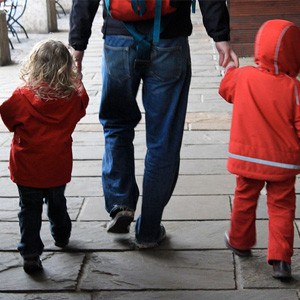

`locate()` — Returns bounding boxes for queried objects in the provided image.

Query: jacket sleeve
[294,81,300,139]
[78,82,89,109]
[69,0,100,51]
[0,89,25,132]
[198,0,230,42]
[218,68,237,104]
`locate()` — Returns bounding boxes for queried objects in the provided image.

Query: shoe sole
[224,232,252,257]
[107,214,134,234]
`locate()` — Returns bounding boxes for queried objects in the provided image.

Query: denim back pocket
[149,45,182,82]
[104,44,131,83]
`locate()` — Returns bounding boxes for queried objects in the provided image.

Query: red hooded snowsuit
[219,19,300,264]
[0,84,89,188]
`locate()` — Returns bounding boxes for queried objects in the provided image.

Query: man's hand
[215,41,239,68]
[73,50,84,79]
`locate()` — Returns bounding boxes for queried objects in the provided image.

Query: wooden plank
[230,0,298,2]
[228,0,300,56]
[231,30,258,44]
[230,15,300,30]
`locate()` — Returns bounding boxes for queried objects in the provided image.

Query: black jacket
[69,0,230,51]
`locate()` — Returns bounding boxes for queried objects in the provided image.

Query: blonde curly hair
[20,39,78,101]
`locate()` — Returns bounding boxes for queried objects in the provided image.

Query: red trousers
[229,175,296,264]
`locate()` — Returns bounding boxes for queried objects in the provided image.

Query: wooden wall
[228,0,300,57]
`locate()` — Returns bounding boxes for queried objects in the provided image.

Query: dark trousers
[17,185,72,259]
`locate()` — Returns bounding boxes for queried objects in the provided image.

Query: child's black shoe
[224,232,252,257]
[272,260,292,280]
[54,238,69,248]
[23,256,43,274]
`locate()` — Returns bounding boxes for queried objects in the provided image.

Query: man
[69,0,239,248]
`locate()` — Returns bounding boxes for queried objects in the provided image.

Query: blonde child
[0,40,89,274]
[219,20,300,280]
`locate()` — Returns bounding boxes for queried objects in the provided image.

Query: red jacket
[0,85,89,188]
[219,20,300,181]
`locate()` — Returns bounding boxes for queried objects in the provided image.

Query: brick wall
[228,0,300,57]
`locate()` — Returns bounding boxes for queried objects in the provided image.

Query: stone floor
[0,7,299,300]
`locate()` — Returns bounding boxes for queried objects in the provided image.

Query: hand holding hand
[215,41,239,68]
[73,50,84,80]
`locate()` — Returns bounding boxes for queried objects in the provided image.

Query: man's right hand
[73,50,84,79]
[215,41,239,68]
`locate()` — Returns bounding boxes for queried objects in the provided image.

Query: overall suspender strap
[153,0,162,44]
[105,0,172,70]
[131,0,147,16]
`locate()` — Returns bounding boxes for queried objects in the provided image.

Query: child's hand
[223,61,237,75]
[215,41,239,68]
[226,61,236,70]
[72,50,84,80]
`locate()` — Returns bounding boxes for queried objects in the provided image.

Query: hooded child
[219,19,300,280]
[0,40,89,274]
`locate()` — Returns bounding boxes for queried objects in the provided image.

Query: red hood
[20,87,77,124]
[254,19,300,77]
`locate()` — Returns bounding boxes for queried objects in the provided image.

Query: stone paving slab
[4,174,300,199]
[0,174,237,197]
[79,251,235,290]
[0,290,298,300]
[174,174,235,195]
[192,68,221,77]
[187,98,232,112]
[69,130,231,146]
[0,143,228,160]
[190,80,221,89]
[92,290,299,300]
[0,221,230,251]
[0,294,91,300]
[0,158,228,177]
[238,250,300,289]
[0,197,84,221]
[77,195,300,221]
[0,130,231,151]
[185,112,231,129]
[7,192,300,223]
[2,220,299,252]
[78,195,231,221]
[74,158,229,177]
[0,252,84,291]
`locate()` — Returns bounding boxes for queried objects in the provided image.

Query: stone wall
[0,10,11,66]
[21,0,57,33]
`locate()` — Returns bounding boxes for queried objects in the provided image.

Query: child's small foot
[224,232,252,257]
[54,238,69,248]
[23,256,43,274]
[272,260,292,280]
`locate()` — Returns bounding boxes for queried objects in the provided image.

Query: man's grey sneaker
[135,225,166,249]
[224,232,252,257]
[23,256,43,274]
[107,209,134,233]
